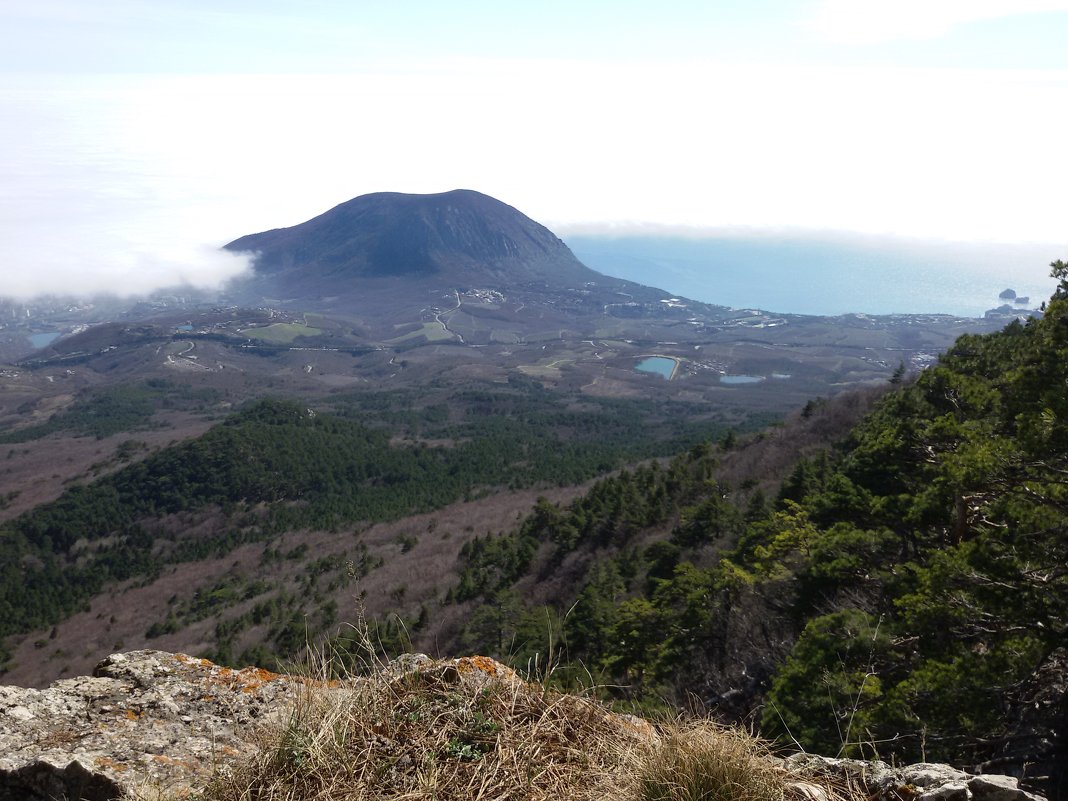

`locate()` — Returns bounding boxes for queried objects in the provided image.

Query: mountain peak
[224,189,597,290]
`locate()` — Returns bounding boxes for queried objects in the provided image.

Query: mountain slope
[445,262,1068,798]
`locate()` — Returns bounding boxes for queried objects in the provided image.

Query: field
[386,322,455,344]
[241,323,324,343]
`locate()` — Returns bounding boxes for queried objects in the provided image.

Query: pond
[719,374,765,385]
[635,356,678,380]
[27,332,61,349]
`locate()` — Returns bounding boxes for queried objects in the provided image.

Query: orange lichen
[94,756,129,772]
[175,651,346,691]
[235,667,282,693]
[174,653,220,671]
[151,754,198,771]
[456,655,514,678]
[124,709,143,721]
[177,651,340,692]
[196,663,285,694]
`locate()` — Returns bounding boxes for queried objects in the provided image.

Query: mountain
[8,188,1005,408]
[224,189,605,298]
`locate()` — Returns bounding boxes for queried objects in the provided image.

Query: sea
[565,234,1061,318]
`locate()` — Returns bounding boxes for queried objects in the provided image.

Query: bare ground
[2,483,591,688]
[0,411,217,522]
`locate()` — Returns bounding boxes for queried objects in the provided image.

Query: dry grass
[183,652,857,801]
[176,621,850,801]
[635,722,788,801]
[196,655,639,801]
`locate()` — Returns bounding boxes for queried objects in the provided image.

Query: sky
[1,0,1066,300]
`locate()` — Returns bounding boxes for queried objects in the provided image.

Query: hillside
[0,379,767,686]
[443,261,1068,798]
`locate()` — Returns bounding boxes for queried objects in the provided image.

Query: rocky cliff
[0,651,1048,801]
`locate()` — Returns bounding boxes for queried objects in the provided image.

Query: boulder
[781,755,1047,801]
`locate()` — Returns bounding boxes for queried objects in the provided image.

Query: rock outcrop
[0,650,302,799]
[783,754,1046,801]
[0,651,1050,801]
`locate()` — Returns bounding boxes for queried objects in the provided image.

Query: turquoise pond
[27,332,61,349]
[635,356,677,379]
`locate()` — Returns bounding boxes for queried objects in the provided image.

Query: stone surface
[918,782,970,801]
[0,650,303,800]
[968,774,1043,801]
[906,766,971,788]
[781,754,1048,801]
[790,780,831,801]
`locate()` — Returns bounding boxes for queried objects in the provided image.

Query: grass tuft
[635,721,789,801]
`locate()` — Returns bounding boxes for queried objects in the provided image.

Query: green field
[385,322,454,344]
[241,323,324,344]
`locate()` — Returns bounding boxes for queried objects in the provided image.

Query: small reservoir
[636,356,678,380]
[27,332,61,349]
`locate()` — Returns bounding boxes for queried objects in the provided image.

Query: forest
[447,262,1068,795]
[0,378,759,658]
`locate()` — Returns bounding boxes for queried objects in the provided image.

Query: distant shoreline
[568,235,1058,319]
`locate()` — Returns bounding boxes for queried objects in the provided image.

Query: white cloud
[1,60,1066,300]
[0,77,255,300]
[806,0,1068,44]
[1,241,253,301]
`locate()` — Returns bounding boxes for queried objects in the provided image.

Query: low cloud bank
[555,222,1067,251]
[1,243,253,302]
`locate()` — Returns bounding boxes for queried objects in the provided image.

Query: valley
[3,282,1005,418]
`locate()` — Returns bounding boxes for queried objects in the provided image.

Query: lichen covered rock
[0,650,302,799]
[782,754,1046,801]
